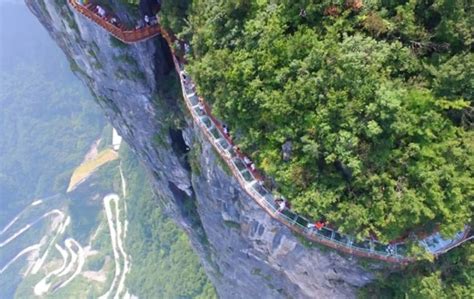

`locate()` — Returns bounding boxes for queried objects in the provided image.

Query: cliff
[25,1,375,297]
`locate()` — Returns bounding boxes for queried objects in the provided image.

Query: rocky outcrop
[25,1,375,297]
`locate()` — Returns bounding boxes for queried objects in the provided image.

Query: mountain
[23,1,374,298]
[0,2,213,298]
[23,0,472,298]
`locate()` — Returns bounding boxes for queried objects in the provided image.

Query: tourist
[96,5,106,18]
[198,101,205,114]
[315,220,325,230]
[250,163,256,171]
[233,145,241,154]
[223,124,229,136]
[386,244,395,255]
[243,156,252,166]
[144,15,150,26]
[180,71,189,84]
[276,198,287,212]
[277,200,286,212]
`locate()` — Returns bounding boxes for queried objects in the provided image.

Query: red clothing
[315,221,325,230]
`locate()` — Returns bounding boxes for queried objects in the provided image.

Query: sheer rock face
[25,1,374,298]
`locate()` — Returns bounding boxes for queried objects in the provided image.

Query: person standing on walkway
[96,5,106,18]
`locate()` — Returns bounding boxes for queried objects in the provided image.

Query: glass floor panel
[188,94,199,106]
[373,242,388,253]
[396,244,407,256]
[218,138,230,150]
[194,107,205,116]
[252,184,268,197]
[333,232,349,244]
[227,148,237,157]
[295,216,309,228]
[210,127,221,140]
[242,170,254,182]
[353,240,372,251]
[200,116,212,128]
[318,227,333,239]
[233,159,247,172]
[281,209,296,221]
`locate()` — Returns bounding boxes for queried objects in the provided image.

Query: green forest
[161,0,473,242]
[156,0,473,297]
[121,147,216,299]
[361,242,473,298]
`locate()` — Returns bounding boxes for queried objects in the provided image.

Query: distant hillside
[0,2,214,298]
[0,1,104,222]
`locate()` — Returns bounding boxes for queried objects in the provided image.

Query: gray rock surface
[25,1,375,298]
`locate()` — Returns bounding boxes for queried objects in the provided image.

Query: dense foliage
[360,242,474,298]
[162,0,473,242]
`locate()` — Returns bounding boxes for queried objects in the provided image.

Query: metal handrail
[67,0,161,43]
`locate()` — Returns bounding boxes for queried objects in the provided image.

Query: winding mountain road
[99,193,131,299]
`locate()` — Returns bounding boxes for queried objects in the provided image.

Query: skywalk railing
[67,0,161,43]
[170,53,471,264]
[67,0,472,264]
[169,54,414,263]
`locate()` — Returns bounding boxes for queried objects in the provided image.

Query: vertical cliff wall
[25,1,375,298]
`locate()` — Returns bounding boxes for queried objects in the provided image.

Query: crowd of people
[137,0,161,28]
[77,1,124,30]
[136,15,159,29]
[78,0,160,31]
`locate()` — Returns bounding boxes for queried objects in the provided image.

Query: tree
[183,0,473,241]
